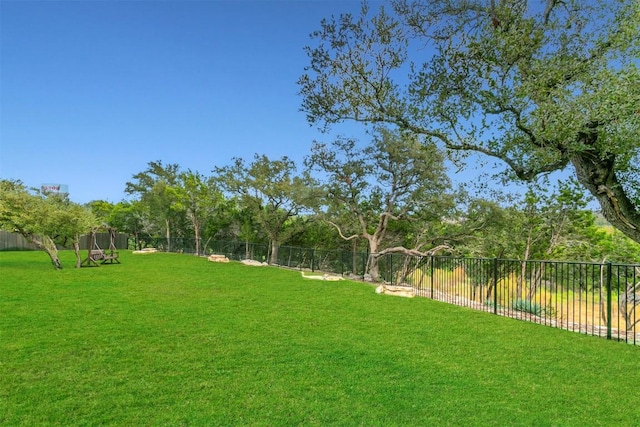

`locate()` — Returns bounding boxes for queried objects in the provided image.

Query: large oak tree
[174,170,224,256]
[125,161,183,251]
[214,154,317,264]
[305,128,452,280]
[299,0,640,243]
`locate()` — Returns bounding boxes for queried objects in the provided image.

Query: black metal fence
[401,256,640,345]
[139,238,640,345]
[140,238,369,275]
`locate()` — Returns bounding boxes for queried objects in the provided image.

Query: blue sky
[1,0,372,204]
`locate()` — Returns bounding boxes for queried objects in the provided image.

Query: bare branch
[326,220,360,241]
[373,244,453,258]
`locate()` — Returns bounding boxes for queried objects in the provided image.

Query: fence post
[311,249,316,272]
[430,255,434,299]
[362,253,367,281]
[493,258,499,315]
[606,261,613,340]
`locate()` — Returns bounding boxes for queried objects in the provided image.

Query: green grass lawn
[2,250,639,426]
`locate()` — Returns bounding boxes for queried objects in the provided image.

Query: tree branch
[326,220,360,241]
[373,244,453,258]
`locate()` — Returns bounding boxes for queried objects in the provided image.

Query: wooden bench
[99,249,120,264]
[82,249,120,266]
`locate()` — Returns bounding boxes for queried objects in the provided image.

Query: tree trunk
[351,239,359,275]
[397,255,416,285]
[528,264,546,300]
[194,221,201,256]
[269,239,279,265]
[73,238,82,268]
[571,150,640,245]
[366,237,380,281]
[165,218,171,252]
[518,230,533,300]
[368,254,380,281]
[28,233,62,269]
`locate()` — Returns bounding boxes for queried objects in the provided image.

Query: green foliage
[173,170,225,255]
[125,160,185,249]
[80,155,640,263]
[511,298,553,317]
[214,154,318,263]
[305,127,456,278]
[108,200,147,247]
[0,180,96,268]
[299,0,640,244]
[483,298,501,311]
[86,200,115,226]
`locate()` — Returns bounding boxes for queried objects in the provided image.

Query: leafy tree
[0,180,61,268]
[285,215,346,250]
[305,128,451,280]
[0,180,96,269]
[413,195,505,256]
[511,181,598,297]
[553,212,640,265]
[86,200,115,227]
[109,200,148,249]
[507,181,592,262]
[125,161,184,251]
[214,202,266,259]
[214,154,317,264]
[458,196,517,260]
[464,181,621,264]
[52,196,97,267]
[173,170,225,255]
[299,0,640,244]
[197,196,236,253]
[598,229,640,264]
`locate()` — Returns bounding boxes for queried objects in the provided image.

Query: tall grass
[2,250,639,425]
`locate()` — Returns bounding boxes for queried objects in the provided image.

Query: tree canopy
[306,127,452,278]
[214,154,317,264]
[299,0,640,243]
[0,180,96,269]
[125,160,183,251]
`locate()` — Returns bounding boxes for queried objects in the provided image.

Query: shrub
[511,298,545,316]
[483,298,503,310]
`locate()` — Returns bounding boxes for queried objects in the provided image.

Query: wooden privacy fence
[0,231,39,251]
[0,231,128,251]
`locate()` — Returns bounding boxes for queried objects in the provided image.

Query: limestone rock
[241,259,268,266]
[133,248,158,254]
[208,254,229,263]
[301,272,344,281]
[375,284,416,298]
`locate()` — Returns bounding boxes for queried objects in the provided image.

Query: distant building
[41,183,69,195]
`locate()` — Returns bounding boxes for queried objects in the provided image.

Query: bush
[483,298,502,310]
[511,298,545,316]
